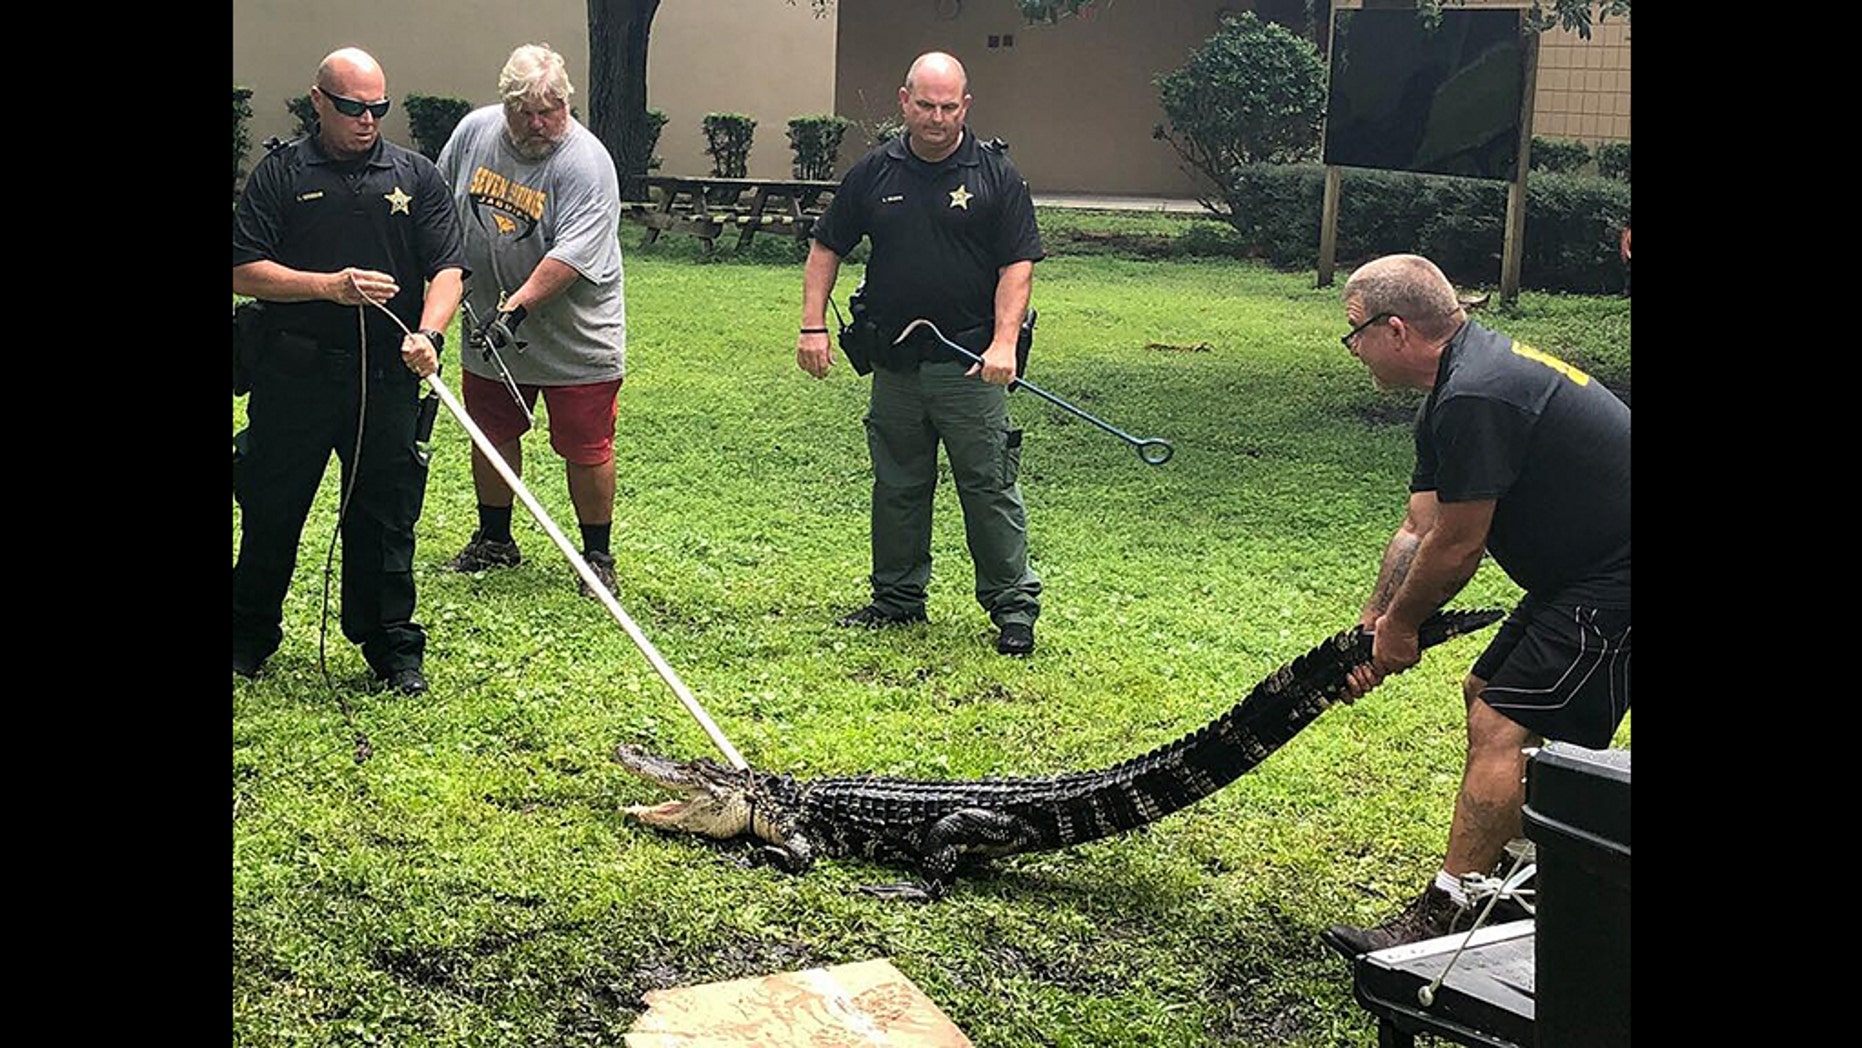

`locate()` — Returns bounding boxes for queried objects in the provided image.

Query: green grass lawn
[233,221,1630,1046]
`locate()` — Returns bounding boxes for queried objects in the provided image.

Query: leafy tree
[1153,11,1327,223]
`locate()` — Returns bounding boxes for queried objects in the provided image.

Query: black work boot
[834,604,928,628]
[996,621,1035,656]
[1321,885,1474,958]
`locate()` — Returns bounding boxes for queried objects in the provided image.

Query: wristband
[800,327,829,335]
[417,328,446,353]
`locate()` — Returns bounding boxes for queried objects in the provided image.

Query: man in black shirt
[798,51,1044,656]
[1321,254,1630,956]
[232,47,467,696]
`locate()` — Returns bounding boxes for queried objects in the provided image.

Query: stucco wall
[834,0,1234,196]
[232,1,837,182]
[235,1,1626,198]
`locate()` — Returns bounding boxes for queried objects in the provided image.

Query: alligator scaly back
[798,608,1506,858]
[616,608,1506,894]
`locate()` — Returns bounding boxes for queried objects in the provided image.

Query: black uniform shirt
[812,128,1043,337]
[233,133,467,356]
[1411,318,1631,604]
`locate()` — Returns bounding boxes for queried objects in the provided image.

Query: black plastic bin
[1522,741,1631,1048]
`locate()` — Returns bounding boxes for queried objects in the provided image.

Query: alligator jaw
[613,743,754,840]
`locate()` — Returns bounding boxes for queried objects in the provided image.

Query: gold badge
[948,184,973,210]
[385,186,413,215]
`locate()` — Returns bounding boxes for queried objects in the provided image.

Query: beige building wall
[235,1,1626,197]
[232,1,836,182]
[1532,18,1631,145]
[834,0,1235,196]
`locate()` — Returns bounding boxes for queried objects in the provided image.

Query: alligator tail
[1046,607,1506,845]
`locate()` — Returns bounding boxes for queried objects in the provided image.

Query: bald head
[898,51,971,162]
[311,47,388,160]
[905,51,968,95]
[316,48,384,93]
[1343,254,1464,342]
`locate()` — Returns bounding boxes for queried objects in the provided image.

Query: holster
[835,288,879,376]
[232,299,268,396]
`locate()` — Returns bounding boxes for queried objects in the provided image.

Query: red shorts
[460,370,622,466]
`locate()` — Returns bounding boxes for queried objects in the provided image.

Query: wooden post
[1318,164,1342,288]
[1317,4,1343,288]
[1500,24,1541,305]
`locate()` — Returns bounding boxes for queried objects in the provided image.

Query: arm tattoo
[1365,532,1420,620]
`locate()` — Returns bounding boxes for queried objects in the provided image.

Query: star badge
[948,184,973,210]
[385,186,413,215]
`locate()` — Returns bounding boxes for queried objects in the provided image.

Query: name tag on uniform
[297,190,324,202]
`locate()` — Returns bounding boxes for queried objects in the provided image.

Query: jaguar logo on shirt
[466,166,547,241]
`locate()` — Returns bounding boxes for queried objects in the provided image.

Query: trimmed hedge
[1221,163,1631,293]
[1530,136,1591,174]
[234,86,255,199]
[701,113,756,178]
[405,93,472,161]
[1596,141,1630,182]
[787,115,851,180]
[286,94,318,140]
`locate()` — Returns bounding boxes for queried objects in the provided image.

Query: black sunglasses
[317,86,391,120]
[1340,311,1394,350]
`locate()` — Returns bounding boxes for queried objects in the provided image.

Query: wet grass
[233,231,1629,1046]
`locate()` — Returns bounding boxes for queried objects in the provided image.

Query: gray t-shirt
[438,106,625,385]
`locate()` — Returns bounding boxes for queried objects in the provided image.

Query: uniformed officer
[798,51,1044,656]
[232,47,467,695]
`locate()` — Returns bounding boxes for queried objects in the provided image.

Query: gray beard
[507,133,563,162]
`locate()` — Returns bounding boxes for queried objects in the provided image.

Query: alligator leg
[760,832,815,874]
[857,808,1038,902]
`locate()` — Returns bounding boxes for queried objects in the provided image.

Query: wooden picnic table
[623,175,840,253]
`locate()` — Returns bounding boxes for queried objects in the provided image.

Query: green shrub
[641,108,669,174]
[234,86,256,199]
[1154,10,1327,204]
[1199,163,1631,293]
[786,115,852,180]
[405,93,472,161]
[1595,141,1630,182]
[1530,136,1592,174]
[870,118,904,146]
[701,113,756,179]
[286,94,317,139]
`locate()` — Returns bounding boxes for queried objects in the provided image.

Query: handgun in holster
[232,299,268,396]
[835,286,880,376]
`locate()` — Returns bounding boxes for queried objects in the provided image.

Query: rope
[1416,850,1537,1007]
[315,275,392,763]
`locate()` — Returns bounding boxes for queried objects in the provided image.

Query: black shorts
[1471,593,1631,748]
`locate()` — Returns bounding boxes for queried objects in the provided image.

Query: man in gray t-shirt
[437,44,628,598]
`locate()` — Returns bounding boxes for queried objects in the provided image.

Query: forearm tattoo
[1365,532,1420,619]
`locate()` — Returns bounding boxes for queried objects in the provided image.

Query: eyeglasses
[1340,311,1394,350]
[317,87,391,120]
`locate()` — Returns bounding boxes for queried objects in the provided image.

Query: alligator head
[613,743,816,870]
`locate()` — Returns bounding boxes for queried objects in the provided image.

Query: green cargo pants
[863,358,1041,626]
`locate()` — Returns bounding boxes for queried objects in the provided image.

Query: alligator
[614,608,1504,899]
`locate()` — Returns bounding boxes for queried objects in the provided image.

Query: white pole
[422,372,748,770]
